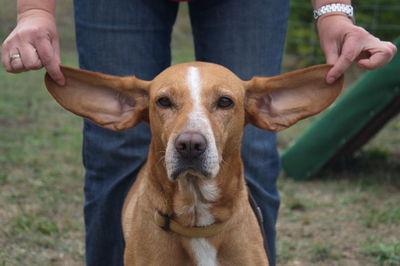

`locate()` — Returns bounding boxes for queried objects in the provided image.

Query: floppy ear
[45,66,150,131]
[244,64,343,131]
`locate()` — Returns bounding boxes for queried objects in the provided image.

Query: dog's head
[45,62,343,181]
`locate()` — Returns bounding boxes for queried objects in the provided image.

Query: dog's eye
[157,97,173,108]
[217,97,234,109]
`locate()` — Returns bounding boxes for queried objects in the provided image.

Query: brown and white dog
[45,62,343,266]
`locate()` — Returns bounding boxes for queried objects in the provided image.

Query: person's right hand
[1,9,65,85]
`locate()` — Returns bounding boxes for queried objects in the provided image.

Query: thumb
[320,42,340,83]
[324,46,340,66]
[326,41,362,84]
[34,33,65,85]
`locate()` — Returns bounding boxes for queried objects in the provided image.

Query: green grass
[364,241,400,265]
[310,242,339,262]
[1,1,400,265]
[0,65,84,265]
[364,205,400,228]
[277,174,400,265]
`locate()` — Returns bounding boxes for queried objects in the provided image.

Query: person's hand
[317,14,397,84]
[1,9,64,85]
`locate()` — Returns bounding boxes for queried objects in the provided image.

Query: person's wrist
[17,8,55,23]
[316,12,353,28]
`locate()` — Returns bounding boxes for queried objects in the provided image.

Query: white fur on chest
[190,181,219,266]
[190,238,219,266]
[178,177,220,266]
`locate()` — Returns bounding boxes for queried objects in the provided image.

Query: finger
[357,43,397,70]
[326,42,362,84]
[386,41,398,55]
[51,38,65,85]
[9,48,25,73]
[357,53,390,70]
[18,44,43,70]
[326,53,340,66]
[52,36,61,62]
[35,36,65,85]
[322,44,340,65]
[1,41,13,72]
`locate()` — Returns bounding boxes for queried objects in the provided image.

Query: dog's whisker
[157,155,165,165]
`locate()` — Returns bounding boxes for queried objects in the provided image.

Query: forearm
[312,0,351,9]
[17,0,56,19]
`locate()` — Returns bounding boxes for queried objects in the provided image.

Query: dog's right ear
[45,66,151,131]
[244,65,343,131]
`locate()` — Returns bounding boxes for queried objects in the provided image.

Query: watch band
[313,3,354,21]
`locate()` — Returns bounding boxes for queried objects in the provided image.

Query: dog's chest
[177,178,221,266]
[190,238,219,266]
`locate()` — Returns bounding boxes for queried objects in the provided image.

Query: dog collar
[154,211,228,238]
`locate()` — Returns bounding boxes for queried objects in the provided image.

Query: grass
[0,65,84,265]
[1,1,400,265]
[277,175,400,266]
[364,205,400,228]
[310,242,339,262]
[364,241,400,265]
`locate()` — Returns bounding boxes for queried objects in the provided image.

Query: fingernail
[327,77,335,84]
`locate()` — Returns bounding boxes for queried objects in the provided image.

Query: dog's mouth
[170,165,212,181]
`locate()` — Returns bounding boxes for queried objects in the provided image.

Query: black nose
[175,132,207,159]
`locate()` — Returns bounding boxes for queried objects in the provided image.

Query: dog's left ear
[244,64,343,131]
[45,66,151,131]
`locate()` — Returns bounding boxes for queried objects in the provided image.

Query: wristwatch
[313,3,354,22]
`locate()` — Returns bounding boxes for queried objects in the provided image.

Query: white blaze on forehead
[187,66,207,120]
[187,66,202,107]
[186,66,209,131]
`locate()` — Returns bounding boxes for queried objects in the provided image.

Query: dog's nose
[175,132,207,159]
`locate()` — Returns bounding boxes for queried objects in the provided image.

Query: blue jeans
[74,0,289,265]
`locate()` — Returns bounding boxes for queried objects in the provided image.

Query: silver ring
[10,54,21,62]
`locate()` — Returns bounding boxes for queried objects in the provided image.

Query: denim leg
[189,0,289,265]
[73,1,178,265]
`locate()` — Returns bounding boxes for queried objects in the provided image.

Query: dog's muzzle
[168,131,212,180]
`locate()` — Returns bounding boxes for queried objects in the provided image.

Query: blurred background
[0,1,399,265]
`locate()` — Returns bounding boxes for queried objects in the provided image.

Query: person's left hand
[317,14,397,84]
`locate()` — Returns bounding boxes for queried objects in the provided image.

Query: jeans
[74,0,289,265]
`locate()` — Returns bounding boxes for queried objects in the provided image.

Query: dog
[45,62,343,265]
